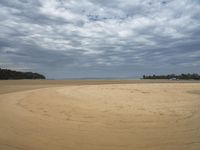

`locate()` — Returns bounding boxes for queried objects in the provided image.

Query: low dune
[0,81,200,150]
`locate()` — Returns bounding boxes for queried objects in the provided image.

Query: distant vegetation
[143,73,200,80]
[0,68,45,80]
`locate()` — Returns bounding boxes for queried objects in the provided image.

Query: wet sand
[0,80,200,150]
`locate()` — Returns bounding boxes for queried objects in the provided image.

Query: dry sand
[0,80,200,150]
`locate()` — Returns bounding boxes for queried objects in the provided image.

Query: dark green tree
[0,68,46,80]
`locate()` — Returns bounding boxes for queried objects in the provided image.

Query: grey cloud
[0,0,200,78]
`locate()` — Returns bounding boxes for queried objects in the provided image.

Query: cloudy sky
[0,0,200,79]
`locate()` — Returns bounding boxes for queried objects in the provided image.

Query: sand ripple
[0,83,200,150]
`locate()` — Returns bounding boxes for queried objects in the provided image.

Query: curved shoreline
[1,79,200,95]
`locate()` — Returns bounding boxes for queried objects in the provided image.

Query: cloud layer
[0,0,200,78]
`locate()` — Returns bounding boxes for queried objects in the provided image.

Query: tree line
[143,73,200,80]
[0,68,46,80]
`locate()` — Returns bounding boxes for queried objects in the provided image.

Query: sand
[0,80,200,150]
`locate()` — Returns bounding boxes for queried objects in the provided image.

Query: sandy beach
[0,80,200,150]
